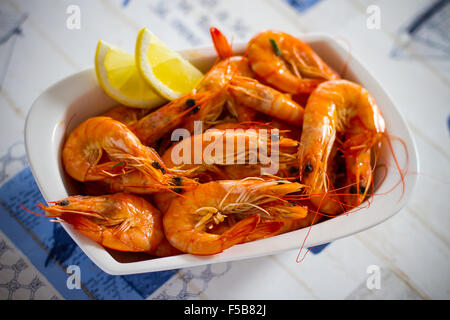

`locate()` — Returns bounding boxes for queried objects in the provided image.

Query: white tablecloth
[0,0,448,299]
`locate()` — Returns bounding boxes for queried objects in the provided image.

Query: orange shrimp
[206,27,259,123]
[163,178,306,255]
[160,128,299,180]
[209,28,310,125]
[246,30,339,94]
[200,26,252,92]
[228,76,304,125]
[297,80,385,214]
[62,116,190,192]
[130,91,227,147]
[99,169,198,194]
[152,128,299,213]
[38,193,164,253]
[197,28,254,92]
[194,54,259,124]
[215,59,260,123]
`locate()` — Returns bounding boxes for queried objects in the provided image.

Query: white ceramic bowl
[25,34,418,275]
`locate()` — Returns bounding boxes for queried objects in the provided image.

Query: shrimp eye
[152,161,166,174]
[173,176,182,185]
[174,188,183,194]
[185,99,196,108]
[190,105,201,115]
[304,163,313,174]
[152,161,161,169]
[58,200,70,206]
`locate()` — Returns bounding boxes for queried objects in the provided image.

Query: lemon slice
[136,28,204,100]
[95,40,166,108]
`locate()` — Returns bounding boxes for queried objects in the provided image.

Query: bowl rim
[24,32,419,275]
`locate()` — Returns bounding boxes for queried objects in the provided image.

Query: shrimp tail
[221,214,260,250]
[245,221,284,242]
[210,27,234,59]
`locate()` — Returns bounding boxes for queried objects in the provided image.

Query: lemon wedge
[95,40,166,108]
[135,28,204,100]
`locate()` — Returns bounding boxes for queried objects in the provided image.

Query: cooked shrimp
[163,178,306,255]
[62,116,188,192]
[99,169,198,194]
[228,76,304,125]
[130,91,227,147]
[197,28,254,93]
[209,28,312,125]
[297,80,385,214]
[160,128,299,179]
[246,30,339,94]
[205,27,259,122]
[38,193,164,253]
[195,55,260,123]
[153,128,299,212]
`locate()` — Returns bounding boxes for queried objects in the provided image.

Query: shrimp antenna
[20,203,48,217]
[383,132,407,201]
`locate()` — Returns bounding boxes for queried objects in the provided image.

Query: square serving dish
[25,33,418,275]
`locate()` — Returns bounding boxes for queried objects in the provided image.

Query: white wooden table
[0,0,448,300]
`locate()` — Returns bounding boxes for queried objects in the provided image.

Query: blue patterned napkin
[0,167,329,299]
[0,167,176,299]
